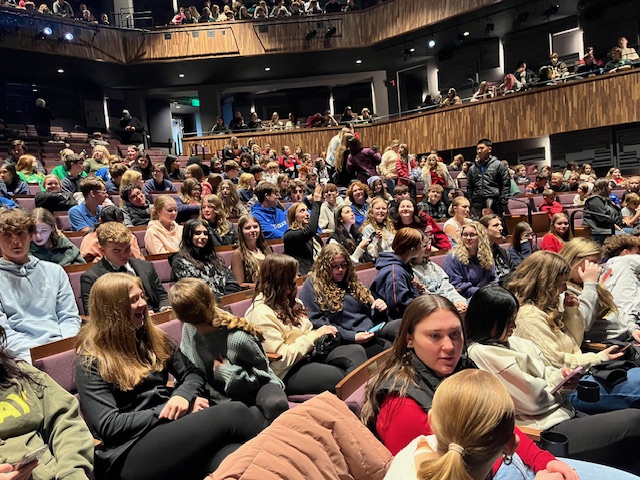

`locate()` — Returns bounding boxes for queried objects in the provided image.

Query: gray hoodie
[0,255,81,362]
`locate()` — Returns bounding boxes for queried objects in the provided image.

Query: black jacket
[34,191,77,212]
[80,257,170,314]
[76,345,204,477]
[466,156,511,211]
[491,243,515,286]
[122,202,151,227]
[283,201,323,276]
[583,196,623,235]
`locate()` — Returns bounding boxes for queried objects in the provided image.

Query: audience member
[79,205,143,263]
[34,174,77,212]
[370,228,424,319]
[443,196,471,246]
[0,163,29,198]
[419,184,448,220]
[346,137,380,183]
[170,278,288,426]
[244,254,367,394]
[0,325,93,479]
[300,244,392,358]
[346,181,369,229]
[237,172,255,202]
[560,237,640,343]
[60,153,86,194]
[526,171,549,196]
[80,221,170,314]
[549,172,569,192]
[467,139,511,217]
[15,154,44,187]
[540,212,571,253]
[175,178,202,223]
[121,184,151,227]
[580,163,597,183]
[617,36,639,62]
[0,209,81,361]
[29,208,84,266]
[145,195,183,254]
[539,189,564,219]
[283,185,323,275]
[251,181,287,239]
[465,285,640,473]
[362,295,568,479]
[443,221,497,299]
[584,178,623,244]
[318,182,344,233]
[508,221,536,267]
[621,193,640,229]
[411,236,467,313]
[84,145,110,175]
[76,272,261,480]
[574,181,593,206]
[327,205,372,264]
[68,177,108,232]
[602,234,640,324]
[105,163,127,193]
[170,219,241,299]
[218,179,247,219]
[165,155,185,180]
[115,109,145,145]
[479,214,515,286]
[200,194,237,246]
[604,47,633,72]
[361,197,395,260]
[144,164,176,195]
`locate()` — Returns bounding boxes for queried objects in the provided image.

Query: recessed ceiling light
[264,67,271,71]
[355,59,362,64]
[32,89,38,92]
[463,31,470,36]
[428,39,436,48]
[57,68,64,73]
[409,48,415,53]
[178,73,185,78]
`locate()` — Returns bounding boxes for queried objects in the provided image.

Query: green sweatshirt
[0,363,94,479]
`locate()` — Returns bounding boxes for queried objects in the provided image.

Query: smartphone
[550,366,583,395]
[369,230,378,240]
[13,444,48,469]
[615,342,637,354]
[369,322,386,334]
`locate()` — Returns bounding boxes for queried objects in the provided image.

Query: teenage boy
[251,182,288,239]
[419,184,448,220]
[68,177,109,232]
[60,154,86,194]
[80,222,170,315]
[0,209,81,361]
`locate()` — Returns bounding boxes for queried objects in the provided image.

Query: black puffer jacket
[466,156,511,210]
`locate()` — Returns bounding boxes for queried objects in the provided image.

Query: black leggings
[548,409,640,474]
[117,402,262,480]
[247,383,290,427]
[284,344,367,395]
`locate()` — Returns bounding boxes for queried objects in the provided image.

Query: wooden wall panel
[140,25,239,60]
[1,0,502,63]
[184,69,640,155]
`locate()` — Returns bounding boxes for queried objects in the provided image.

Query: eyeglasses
[331,263,348,271]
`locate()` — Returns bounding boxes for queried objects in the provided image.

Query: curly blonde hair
[201,194,231,238]
[361,197,395,234]
[310,244,370,312]
[453,221,493,270]
[169,277,263,341]
[506,250,570,332]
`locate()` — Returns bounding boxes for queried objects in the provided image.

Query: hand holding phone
[13,444,48,469]
[369,322,386,334]
[550,366,583,395]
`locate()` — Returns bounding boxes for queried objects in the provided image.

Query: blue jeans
[569,368,640,414]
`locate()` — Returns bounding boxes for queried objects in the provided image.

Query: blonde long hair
[506,250,570,331]
[310,244,370,312]
[560,237,618,319]
[361,197,395,234]
[417,370,515,480]
[452,222,493,270]
[201,194,231,238]
[76,273,173,391]
[169,277,263,341]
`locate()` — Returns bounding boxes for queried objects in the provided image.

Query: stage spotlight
[59,31,74,42]
[428,38,436,48]
[324,26,337,39]
[512,12,529,28]
[305,29,317,41]
[36,26,53,40]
